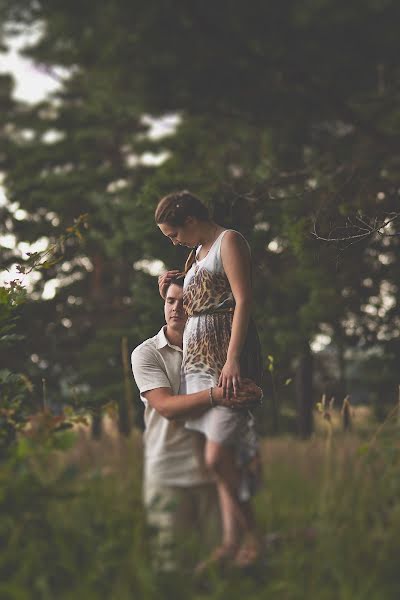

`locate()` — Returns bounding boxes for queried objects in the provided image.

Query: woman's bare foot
[194,542,238,576]
[233,533,263,568]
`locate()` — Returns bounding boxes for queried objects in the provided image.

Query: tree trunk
[295,342,314,438]
[118,336,134,436]
[337,339,346,399]
[91,409,102,440]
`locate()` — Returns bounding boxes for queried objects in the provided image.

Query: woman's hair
[155,190,209,274]
[155,190,209,227]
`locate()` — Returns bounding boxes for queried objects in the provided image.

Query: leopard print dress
[181,229,262,445]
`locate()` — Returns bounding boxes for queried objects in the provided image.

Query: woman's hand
[218,357,241,399]
[158,270,181,299]
[214,379,262,408]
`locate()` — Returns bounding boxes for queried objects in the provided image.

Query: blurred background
[1,2,400,598]
[1,0,400,436]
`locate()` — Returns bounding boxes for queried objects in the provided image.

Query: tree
[1,9,168,433]
[2,0,400,435]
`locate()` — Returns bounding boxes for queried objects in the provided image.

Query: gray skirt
[182,374,249,445]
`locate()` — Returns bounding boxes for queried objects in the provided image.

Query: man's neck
[165,326,183,349]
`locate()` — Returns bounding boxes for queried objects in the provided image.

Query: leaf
[15,437,31,459]
[357,444,370,456]
[19,374,34,392]
[73,415,89,426]
[0,334,25,345]
[40,258,62,270]
[0,369,12,382]
[52,431,77,451]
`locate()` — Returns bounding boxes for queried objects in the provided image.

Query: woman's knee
[205,441,234,475]
[204,443,224,473]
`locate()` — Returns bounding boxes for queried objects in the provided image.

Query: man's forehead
[165,284,183,300]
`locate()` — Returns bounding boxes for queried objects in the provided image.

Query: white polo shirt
[131,326,211,487]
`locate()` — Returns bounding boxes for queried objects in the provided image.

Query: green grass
[2,412,400,599]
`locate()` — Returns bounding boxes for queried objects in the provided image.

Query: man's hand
[213,378,262,408]
[158,270,181,299]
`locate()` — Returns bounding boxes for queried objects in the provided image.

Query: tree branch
[312,213,400,244]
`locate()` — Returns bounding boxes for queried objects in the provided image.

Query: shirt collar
[156,326,183,353]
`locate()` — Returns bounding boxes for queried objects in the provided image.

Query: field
[2,405,400,600]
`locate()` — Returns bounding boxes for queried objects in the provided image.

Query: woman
[156,190,262,569]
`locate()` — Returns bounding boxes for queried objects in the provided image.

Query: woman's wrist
[211,386,224,405]
[225,354,240,363]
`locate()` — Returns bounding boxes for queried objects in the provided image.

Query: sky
[0,26,61,103]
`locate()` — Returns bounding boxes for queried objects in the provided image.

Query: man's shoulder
[132,334,158,353]
[131,333,159,362]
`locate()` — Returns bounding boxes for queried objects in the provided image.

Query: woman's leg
[233,499,262,566]
[204,440,247,553]
[195,440,263,572]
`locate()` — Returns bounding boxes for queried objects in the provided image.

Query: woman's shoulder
[221,228,246,240]
[220,229,250,251]
[216,230,251,274]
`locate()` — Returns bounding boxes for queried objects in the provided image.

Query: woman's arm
[158,269,181,298]
[219,230,252,397]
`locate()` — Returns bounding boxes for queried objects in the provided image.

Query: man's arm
[131,342,262,422]
[143,382,261,420]
[143,387,213,420]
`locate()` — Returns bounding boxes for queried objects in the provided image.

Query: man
[131,277,261,570]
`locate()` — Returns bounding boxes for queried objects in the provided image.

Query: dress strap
[215,229,251,259]
[214,229,230,255]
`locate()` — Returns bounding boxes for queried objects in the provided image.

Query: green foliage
[0,282,27,356]
[0,282,33,454]
[0,368,32,452]
[0,217,89,454]
[0,432,152,599]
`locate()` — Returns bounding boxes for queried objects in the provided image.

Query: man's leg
[144,480,221,571]
[188,483,222,560]
[143,480,183,572]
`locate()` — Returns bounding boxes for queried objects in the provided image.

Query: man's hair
[165,275,184,294]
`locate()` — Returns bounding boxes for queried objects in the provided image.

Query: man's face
[164,283,187,332]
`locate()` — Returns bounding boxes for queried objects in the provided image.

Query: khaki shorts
[143,480,221,571]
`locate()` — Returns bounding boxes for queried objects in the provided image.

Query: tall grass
[2,410,400,599]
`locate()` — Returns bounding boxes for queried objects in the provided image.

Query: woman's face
[158,217,200,248]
